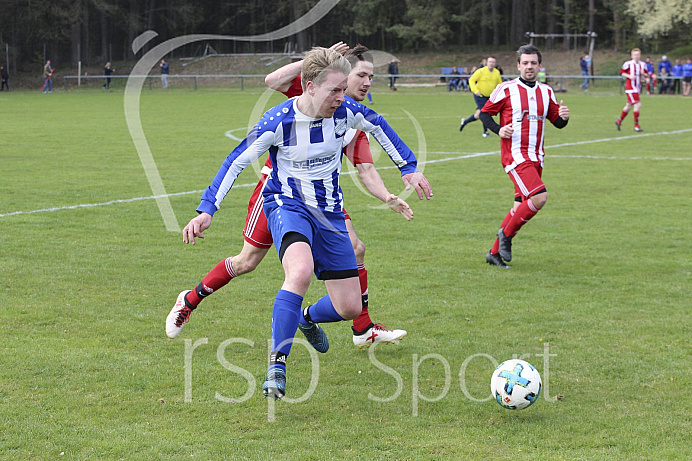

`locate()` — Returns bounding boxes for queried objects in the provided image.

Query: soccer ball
[490,359,542,410]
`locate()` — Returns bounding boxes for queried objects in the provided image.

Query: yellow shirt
[469,67,502,97]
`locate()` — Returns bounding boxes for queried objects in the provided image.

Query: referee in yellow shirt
[459,56,503,137]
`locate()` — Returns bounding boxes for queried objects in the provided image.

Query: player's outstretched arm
[265,60,303,93]
[328,41,349,56]
[183,212,212,245]
[348,104,432,197]
[402,171,433,200]
[265,42,349,92]
[356,162,413,220]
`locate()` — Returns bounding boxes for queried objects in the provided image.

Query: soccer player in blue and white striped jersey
[185,47,428,399]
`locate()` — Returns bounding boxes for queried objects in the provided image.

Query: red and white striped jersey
[482,78,561,172]
[620,59,649,94]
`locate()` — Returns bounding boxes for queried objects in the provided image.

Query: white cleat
[353,323,407,349]
[166,290,193,338]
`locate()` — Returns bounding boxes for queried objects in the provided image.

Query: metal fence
[63,74,268,91]
[62,74,687,94]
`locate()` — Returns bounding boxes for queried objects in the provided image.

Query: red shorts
[626,91,641,105]
[243,175,273,249]
[508,161,545,200]
[243,175,352,249]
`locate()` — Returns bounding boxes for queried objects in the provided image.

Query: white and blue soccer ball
[490,359,542,410]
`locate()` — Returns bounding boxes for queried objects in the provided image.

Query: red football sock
[619,110,628,121]
[185,257,237,308]
[491,208,515,253]
[633,111,639,123]
[504,199,539,237]
[352,263,373,333]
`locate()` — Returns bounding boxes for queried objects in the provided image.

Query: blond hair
[301,47,351,90]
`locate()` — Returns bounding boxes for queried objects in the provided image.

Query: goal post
[524,31,597,57]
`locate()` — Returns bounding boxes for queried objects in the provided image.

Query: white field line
[2,129,690,219]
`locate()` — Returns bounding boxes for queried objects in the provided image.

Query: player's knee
[339,302,362,320]
[233,248,267,275]
[530,192,548,209]
[284,265,313,294]
[352,239,365,261]
[229,256,253,275]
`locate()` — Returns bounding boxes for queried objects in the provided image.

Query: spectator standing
[459,56,502,137]
[160,59,169,88]
[658,56,672,94]
[388,59,398,91]
[0,65,8,91]
[683,58,692,96]
[672,58,683,94]
[580,54,591,91]
[538,67,547,84]
[103,62,114,90]
[42,60,53,93]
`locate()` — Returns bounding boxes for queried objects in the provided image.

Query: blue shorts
[474,94,489,110]
[264,196,357,280]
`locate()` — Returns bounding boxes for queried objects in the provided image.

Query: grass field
[1,84,691,460]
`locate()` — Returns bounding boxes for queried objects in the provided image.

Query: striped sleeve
[542,85,560,123]
[197,123,277,216]
[343,97,418,175]
[483,81,511,115]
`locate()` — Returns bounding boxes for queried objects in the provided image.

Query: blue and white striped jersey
[197,96,419,215]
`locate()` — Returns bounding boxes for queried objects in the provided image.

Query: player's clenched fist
[182,212,212,245]
[558,100,570,120]
[499,124,514,139]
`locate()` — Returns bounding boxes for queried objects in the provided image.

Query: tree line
[1,0,690,73]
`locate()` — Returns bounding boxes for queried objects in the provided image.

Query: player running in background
[167,44,432,350]
[479,44,570,268]
[615,48,649,133]
[459,56,503,137]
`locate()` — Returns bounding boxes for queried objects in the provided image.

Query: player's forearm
[265,61,303,92]
[356,163,391,203]
[479,112,501,134]
[353,112,418,174]
[198,128,270,215]
[553,117,568,129]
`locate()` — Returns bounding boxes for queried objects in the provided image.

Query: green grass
[1,85,691,460]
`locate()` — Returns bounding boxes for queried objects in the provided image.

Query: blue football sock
[269,351,287,374]
[301,294,346,324]
[271,290,303,355]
